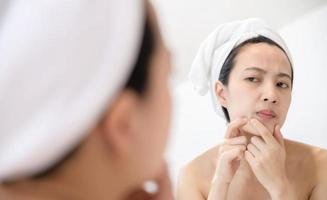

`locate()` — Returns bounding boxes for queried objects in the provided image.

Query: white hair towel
[0,0,144,181]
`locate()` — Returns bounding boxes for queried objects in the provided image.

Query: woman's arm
[308,151,327,200]
[177,118,248,200]
[177,142,246,200]
[177,164,206,200]
[207,175,230,200]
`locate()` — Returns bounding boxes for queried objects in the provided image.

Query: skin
[0,2,173,200]
[177,43,327,200]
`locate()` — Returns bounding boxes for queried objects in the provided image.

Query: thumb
[221,147,245,163]
[274,125,284,147]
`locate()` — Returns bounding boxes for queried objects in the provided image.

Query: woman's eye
[246,77,259,82]
[277,82,289,88]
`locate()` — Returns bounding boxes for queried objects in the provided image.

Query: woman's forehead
[233,43,292,75]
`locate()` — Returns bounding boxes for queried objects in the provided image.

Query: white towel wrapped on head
[0,0,144,182]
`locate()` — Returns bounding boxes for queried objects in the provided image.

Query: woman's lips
[256,110,276,120]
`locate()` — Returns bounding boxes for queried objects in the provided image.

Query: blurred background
[150,0,327,189]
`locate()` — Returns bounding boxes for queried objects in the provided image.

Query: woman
[177,18,327,199]
[0,1,173,199]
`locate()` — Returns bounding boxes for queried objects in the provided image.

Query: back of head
[0,0,144,182]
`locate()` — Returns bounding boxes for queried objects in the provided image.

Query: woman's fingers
[224,136,247,145]
[219,144,246,154]
[250,136,265,151]
[273,125,285,147]
[214,142,247,186]
[242,121,259,136]
[220,136,247,159]
[244,150,255,164]
[248,119,276,145]
[219,145,246,162]
[247,143,260,157]
[225,118,248,138]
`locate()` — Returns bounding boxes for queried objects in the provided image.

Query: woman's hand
[123,163,173,200]
[208,118,248,200]
[244,118,296,199]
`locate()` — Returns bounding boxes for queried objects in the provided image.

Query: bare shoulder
[284,139,327,162]
[301,142,327,176]
[284,139,327,199]
[310,146,327,199]
[182,144,220,180]
[284,139,327,171]
[177,144,220,200]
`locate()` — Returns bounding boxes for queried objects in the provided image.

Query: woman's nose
[262,84,278,104]
[263,97,277,104]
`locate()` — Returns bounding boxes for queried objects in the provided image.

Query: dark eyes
[246,77,259,82]
[276,82,289,88]
[245,77,289,88]
[245,77,259,82]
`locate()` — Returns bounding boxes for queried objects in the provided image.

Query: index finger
[225,118,248,139]
[249,118,276,145]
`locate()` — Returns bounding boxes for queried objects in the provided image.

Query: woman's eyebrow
[243,67,266,74]
[277,73,292,80]
[244,67,292,80]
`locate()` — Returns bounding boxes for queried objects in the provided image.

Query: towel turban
[0,0,144,181]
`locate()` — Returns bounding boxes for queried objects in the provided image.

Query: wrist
[270,179,297,200]
[208,179,230,200]
[211,173,231,185]
[211,177,230,188]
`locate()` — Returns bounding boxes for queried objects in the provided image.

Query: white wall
[166,5,327,188]
[279,5,327,148]
[152,0,327,82]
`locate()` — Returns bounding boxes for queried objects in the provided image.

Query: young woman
[0,1,173,199]
[177,18,327,200]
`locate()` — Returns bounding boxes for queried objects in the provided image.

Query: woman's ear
[215,81,228,108]
[99,90,140,158]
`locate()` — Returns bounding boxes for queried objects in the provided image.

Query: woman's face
[221,43,292,133]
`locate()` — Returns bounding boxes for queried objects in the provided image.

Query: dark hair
[30,15,155,180]
[124,14,154,95]
[218,36,293,123]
